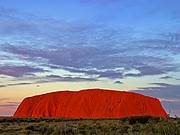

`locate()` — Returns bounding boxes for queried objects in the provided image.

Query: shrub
[0,127,3,133]
[26,124,35,131]
[128,115,153,125]
[1,116,180,135]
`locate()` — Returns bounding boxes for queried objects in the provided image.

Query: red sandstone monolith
[13,89,168,118]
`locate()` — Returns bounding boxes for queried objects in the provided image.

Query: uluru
[13,89,168,118]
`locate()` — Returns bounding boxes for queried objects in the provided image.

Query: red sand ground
[13,89,168,118]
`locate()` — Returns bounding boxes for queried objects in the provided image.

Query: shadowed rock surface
[13,89,168,118]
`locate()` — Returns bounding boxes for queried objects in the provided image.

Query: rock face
[13,89,168,118]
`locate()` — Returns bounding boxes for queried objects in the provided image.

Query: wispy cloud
[0,82,33,88]
[0,6,180,82]
[0,98,10,101]
[2,42,179,80]
[160,76,173,80]
[45,74,97,82]
[0,66,45,77]
[0,102,20,107]
[132,83,180,100]
[0,74,97,88]
[159,98,180,102]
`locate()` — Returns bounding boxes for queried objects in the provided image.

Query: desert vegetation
[0,115,179,135]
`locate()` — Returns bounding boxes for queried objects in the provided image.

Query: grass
[0,115,179,135]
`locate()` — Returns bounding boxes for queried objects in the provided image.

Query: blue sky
[0,0,180,116]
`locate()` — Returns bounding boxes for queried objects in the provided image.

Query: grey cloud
[0,103,19,107]
[0,66,46,77]
[132,83,180,99]
[0,82,33,88]
[160,76,173,80]
[149,83,180,88]
[0,85,7,88]
[64,68,123,79]
[46,75,97,82]
[114,81,123,84]
[0,74,97,88]
[0,6,180,80]
[137,66,165,75]
[0,104,18,107]
[2,44,178,79]
[125,66,166,77]
[125,73,141,77]
[0,101,20,107]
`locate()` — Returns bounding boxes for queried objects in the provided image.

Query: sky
[0,0,180,117]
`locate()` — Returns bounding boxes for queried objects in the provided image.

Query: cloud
[159,98,180,102]
[0,7,16,18]
[0,74,97,88]
[0,104,18,107]
[0,7,38,37]
[132,83,180,100]
[0,82,33,88]
[0,101,20,108]
[160,76,173,80]
[142,83,180,89]
[0,102,20,107]
[63,68,123,79]
[134,83,180,100]
[0,1,180,117]
[114,81,123,84]
[137,66,165,75]
[133,34,180,55]
[2,43,179,80]
[125,66,165,77]
[0,98,10,101]
[3,43,175,79]
[0,6,180,80]
[45,74,97,82]
[0,66,45,77]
